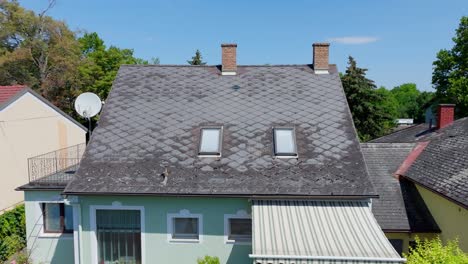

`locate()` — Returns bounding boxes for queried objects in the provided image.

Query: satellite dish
[74,92,102,119]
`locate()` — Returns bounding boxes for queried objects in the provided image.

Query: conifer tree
[341,56,395,141]
[187,49,207,65]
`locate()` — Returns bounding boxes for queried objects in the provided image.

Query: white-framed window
[34,200,74,238]
[167,209,203,243]
[273,127,298,157]
[41,203,73,234]
[199,127,223,156]
[224,210,252,244]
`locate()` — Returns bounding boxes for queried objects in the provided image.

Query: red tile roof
[0,85,26,104]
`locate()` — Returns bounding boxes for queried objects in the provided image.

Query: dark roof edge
[368,124,427,143]
[120,64,338,68]
[61,191,378,199]
[382,229,441,234]
[400,175,468,210]
[338,77,376,195]
[0,88,87,131]
[16,185,66,191]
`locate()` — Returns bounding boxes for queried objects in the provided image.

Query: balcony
[27,143,85,186]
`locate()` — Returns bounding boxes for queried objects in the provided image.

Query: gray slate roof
[64,65,375,197]
[369,124,435,143]
[405,118,468,208]
[361,143,440,232]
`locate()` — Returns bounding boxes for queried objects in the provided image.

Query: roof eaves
[401,175,468,210]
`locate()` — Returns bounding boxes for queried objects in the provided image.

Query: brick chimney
[221,44,237,75]
[313,43,330,74]
[437,104,455,129]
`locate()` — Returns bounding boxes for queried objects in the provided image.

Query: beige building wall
[415,184,468,252]
[0,92,86,212]
[385,232,438,255]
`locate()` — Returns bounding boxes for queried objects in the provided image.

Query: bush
[197,255,220,264]
[0,205,26,261]
[404,236,468,264]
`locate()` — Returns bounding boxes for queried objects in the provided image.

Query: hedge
[0,205,26,261]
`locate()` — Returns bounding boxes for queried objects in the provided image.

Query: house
[0,85,86,213]
[361,143,440,254]
[18,43,405,264]
[369,104,468,252]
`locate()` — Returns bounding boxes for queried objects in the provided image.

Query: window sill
[274,155,298,159]
[225,239,252,245]
[168,238,201,244]
[39,232,73,239]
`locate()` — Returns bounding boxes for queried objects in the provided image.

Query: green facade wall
[78,195,252,264]
[24,190,75,264]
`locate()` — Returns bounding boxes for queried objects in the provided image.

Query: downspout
[65,196,82,264]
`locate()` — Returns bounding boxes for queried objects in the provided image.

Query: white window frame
[167,209,203,244]
[224,210,252,245]
[33,200,74,239]
[198,126,223,157]
[273,127,298,158]
[90,202,146,264]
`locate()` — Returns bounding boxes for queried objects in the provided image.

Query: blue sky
[19,0,467,91]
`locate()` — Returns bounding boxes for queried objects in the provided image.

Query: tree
[433,16,468,116]
[187,49,206,65]
[341,56,396,141]
[404,237,468,263]
[376,86,399,129]
[77,32,151,100]
[390,83,420,118]
[0,0,81,112]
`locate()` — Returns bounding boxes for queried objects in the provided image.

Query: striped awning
[250,200,406,264]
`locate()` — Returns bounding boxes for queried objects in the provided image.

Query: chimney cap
[221,43,237,47]
[438,104,455,107]
[313,43,330,47]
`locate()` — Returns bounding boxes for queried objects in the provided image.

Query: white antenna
[74,92,102,135]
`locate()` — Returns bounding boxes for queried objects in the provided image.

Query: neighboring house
[361,143,440,254]
[370,104,468,252]
[0,86,86,212]
[18,43,405,264]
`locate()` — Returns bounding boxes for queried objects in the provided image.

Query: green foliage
[0,1,157,123]
[432,16,468,116]
[197,256,220,264]
[387,83,434,123]
[0,205,26,261]
[188,49,207,65]
[11,249,31,264]
[404,237,468,264]
[341,56,396,141]
[77,32,150,100]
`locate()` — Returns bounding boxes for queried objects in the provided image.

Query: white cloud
[327,36,379,44]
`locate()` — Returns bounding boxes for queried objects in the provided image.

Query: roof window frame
[198,126,223,157]
[273,127,298,158]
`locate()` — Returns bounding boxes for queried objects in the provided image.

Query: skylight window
[199,127,222,156]
[273,128,297,157]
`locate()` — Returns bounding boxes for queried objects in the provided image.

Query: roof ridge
[121,64,315,67]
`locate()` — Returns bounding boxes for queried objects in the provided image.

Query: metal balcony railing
[27,143,86,186]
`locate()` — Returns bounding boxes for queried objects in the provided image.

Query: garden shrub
[0,205,26,261]
[197,255,220,264]
[404,236,468,264]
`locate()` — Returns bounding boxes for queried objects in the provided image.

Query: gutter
[60,192,379,199]
[249,254,406,263]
